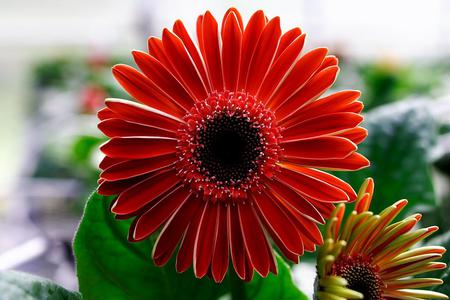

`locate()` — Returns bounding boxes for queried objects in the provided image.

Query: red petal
[276,166,349,202]
[100,137,176,159]
[200,12,224,91]
[336,127,368,144]
[112,65,184,117]
[281,90,361,128]
[238,10,266,90]
[221,8,243,34]
[173,20,210,91]
[176,200,207,273]
[111,169,179,215]
[257,34,306,102]
[132,185,191,241]
[211,204,229,283]
[245,17,281,94]
[99,156,126,170]
[132,51,195,110]
[281,136,357,160]
[276,66,339,122]
[105,99,181,132]
[264,179,325,223]
[238,203,270,277]
[281,112,363,141]
[221,11,242,92]
[194,201,220,278]
[319,55,338,71]
[147,37,176,74]
[289,211,323,245]
[162,29,208,101]
[153,194,201,267]
[266,48,327,108]
[251,191,303,255]
[100,154,176,181]
[97,173,148,196]
[280,163,357,201]
[228,204,247,279]
[98,118,176,138]
[97,107,117,120]
[274,27,302,60]
[285,152,370,171]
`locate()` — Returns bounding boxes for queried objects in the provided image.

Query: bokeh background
[2,0,450,298]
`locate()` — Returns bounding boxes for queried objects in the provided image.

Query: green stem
[230,271,246,300]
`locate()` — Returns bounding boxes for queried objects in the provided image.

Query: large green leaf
[74,192,307,300]
[338,100,438,216]
[0,270,81,300]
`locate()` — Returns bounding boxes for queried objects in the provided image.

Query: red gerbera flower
[97,8,369,283]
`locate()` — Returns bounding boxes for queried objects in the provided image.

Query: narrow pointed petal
[98,118,176,138]
[279,163,357,201]
[200,11,224,91]
[132,185,191,241]
[162,29,208,101]
[221,11,242,92]
[238,10,266,90]
[173,20,210,90]
[281,90,361,128]
[252,191,304,255]
[228,204,247,279]
[276,165,349,202]
[245,17,281,94]
[194,201,220,278]
[176,200,207,273]
[286,152,370,171]
[111,169,179,215]
[112,65,185,117]
[266,48,327,108]
[153,195,200,266]
[276,66,340,122]
[100,137,177,159]
[132,50,195,110]
[238,203,271,277]
[281,136,357,160]
[274,27,302,60]
[281,112,363,141]
[257,34,306,101]
[100,154,176,181]
[211,204,230,283]
[221,7,243,34]
[265,179,325,223]
[105,98,182,132]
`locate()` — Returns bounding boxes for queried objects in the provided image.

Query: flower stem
[230,271,246,300]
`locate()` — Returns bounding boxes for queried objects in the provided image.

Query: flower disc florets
[177,91,281,201]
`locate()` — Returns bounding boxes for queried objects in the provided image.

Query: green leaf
[338,100,438,216]
[0,270,81,300]
[242,255,308,300]
[74,193,307,300]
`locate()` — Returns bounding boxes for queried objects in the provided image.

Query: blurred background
[2,0,450,298]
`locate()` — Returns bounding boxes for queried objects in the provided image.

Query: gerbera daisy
[97,7,369,283]
[316,178,448,300]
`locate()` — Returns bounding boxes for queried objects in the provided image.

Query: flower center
[196,114,263,183]
[176,91,281,201]
[333,255,383,300]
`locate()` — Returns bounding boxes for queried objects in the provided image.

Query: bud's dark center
[334,256,383,300]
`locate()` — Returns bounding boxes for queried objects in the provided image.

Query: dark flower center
[334,256,383,300]
[196,113,263,183]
